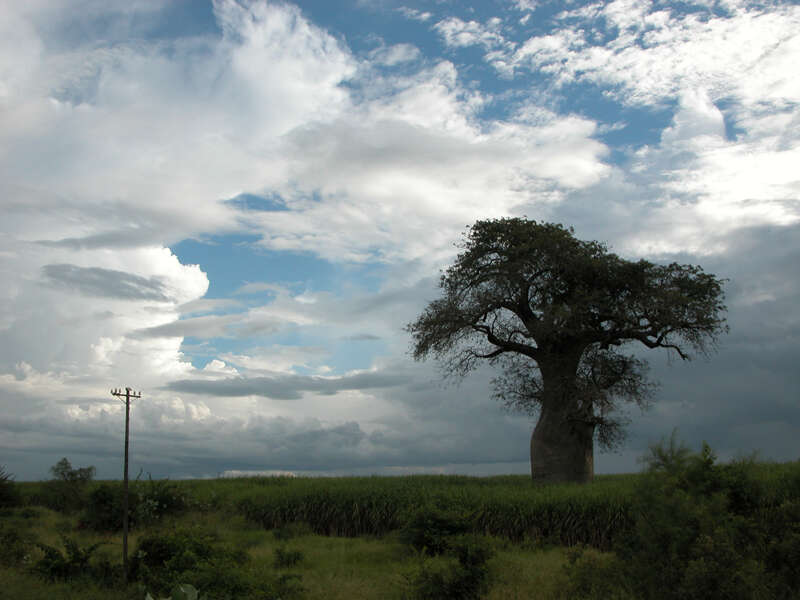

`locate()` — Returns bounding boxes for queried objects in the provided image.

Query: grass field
[0,505,573,599]
[1,451,799,599]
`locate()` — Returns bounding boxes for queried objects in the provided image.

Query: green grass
[0,506,575,599]
[4,458,798,599]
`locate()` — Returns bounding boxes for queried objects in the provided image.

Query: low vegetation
[1,435,798,599]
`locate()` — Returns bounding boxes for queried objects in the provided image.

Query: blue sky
[1,0,799,480]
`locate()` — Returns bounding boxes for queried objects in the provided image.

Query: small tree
[50,457,96,484]
[45,457,96,512]
[406,218,729,483]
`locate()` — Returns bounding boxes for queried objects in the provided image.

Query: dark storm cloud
[344,333,381,341]
[584,222,800,466]
[164,371,410,399]
[41,264,170,301]
[37,229,154,250]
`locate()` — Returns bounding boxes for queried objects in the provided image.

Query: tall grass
[14,460,799,551]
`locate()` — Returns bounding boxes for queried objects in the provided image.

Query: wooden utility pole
[111,386,141,585]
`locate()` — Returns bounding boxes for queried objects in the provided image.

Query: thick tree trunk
[530,404,594,483]
[530,351,595,484]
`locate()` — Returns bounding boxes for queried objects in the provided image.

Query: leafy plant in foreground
[33,535,104,582]
[406,535,494,600]
[130,529,250,599]
[562,431,796,600]
[0,523,34,567]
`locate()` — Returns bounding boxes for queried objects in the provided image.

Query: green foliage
[562,432,799,599]
[0,523,35,566]
[50,458,96,484]
[81,476,188,532]
[81,483,127,531]
[135,476,188,525]
[757,499,800,594]
[273,546,304,568]
[33,535,104,582]
[130,529,250,599]
[1,464,20,508]
[405,536,494,600]
[39,458,96,513]
[405,217,729,479]
[399,506,471,555]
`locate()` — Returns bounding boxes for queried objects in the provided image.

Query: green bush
[559,545,634,600]
[81,483,129,531]
[130,529,249,599]
[38,458,95,513]
[81,477,188,532]
[135,477,187,524]
[562,432,799,599]
[406,535,494,600]
[0,464,20,508]
[33,535,104,583]
[758,499,800,595]
[0,524,34,567]
[399,506,471,555]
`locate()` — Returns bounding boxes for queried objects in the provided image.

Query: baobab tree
[406,218,729,483]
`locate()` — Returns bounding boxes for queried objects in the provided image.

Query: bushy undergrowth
[131,528,304,600]
[405,535,495,600]
[399,506,471,555]
[561,432,800,600]
[7,448,800,599]
[30,458,96,513]
[1,464,20,508]
[81,476,188,531]
[33,535,107,583]
[0,523,35,567]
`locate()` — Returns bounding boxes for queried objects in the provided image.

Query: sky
[1,0,798,481]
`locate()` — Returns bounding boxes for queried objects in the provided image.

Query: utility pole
[111,386,141,585]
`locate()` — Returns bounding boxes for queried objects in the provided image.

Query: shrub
[33,535,104,582]
[406,535,494,600]
[130,529,250,599]
[0,524,34,566]
[563,432,798,599]
[82,482,129,531]
[758,499,800,595]
[0,464,20,508]
[81,476,188,532]
[135,475,188,525]
[39,457,95,513]
[399,506,471,555]
[559,545,639,600]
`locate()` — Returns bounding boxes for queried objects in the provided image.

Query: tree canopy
[407,218,729,482]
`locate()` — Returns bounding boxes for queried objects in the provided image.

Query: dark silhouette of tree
[406,218,729,483]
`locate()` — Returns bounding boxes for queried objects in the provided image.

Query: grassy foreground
[2,442,799,599]
[0,506,570,600]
